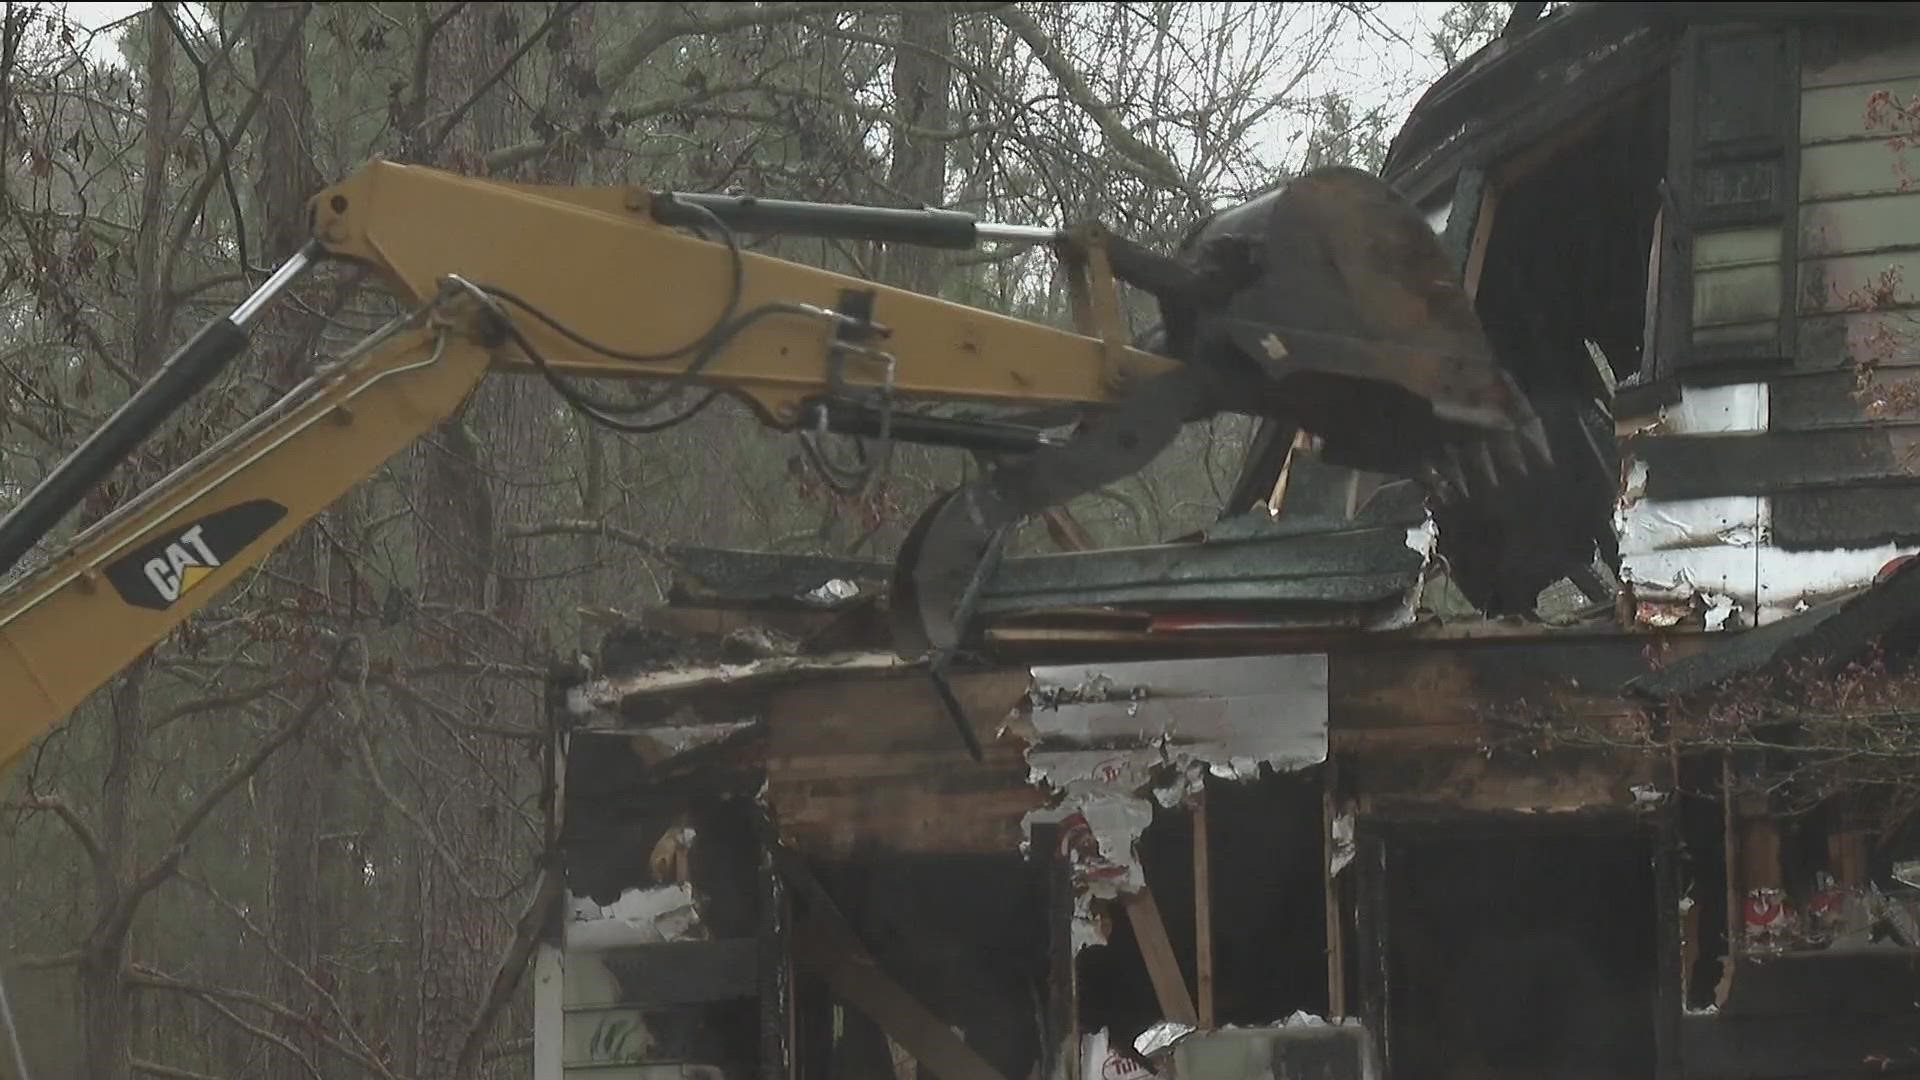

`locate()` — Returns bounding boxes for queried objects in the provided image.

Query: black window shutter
[1660,23,1802,384]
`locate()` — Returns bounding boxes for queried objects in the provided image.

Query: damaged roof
[650,477,1441,654]
[975,478,1434,635]
[1386,2,1901,199]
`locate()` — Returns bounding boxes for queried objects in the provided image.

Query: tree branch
[131,967,323,1080]
[504,518,669,560]
[450,865,564,1078]
[110,639,354,934]
[403,0,472,148]
[349,716,504,915]
[379,676,544,744]
[996,6,1205,210]
[148,674,298,730]
[158,2,312,314]
[129,965,394,1078]
[177,871,403,1080]
[5,795,106,876]
[164,5,250,274]
[131,1061,222,1080]
[426,1,586,159]
[13,951,81,972]
[483,1,989,173]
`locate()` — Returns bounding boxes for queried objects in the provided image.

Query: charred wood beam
[1035,823,1078,1080]
[1630,426,1920,499]
[1773,487,1920,550]
[1192,792,1215,1031]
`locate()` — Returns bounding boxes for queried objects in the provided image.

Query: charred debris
[533,7,1920,1080]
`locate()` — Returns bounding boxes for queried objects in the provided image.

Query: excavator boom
[0,158,1536,774]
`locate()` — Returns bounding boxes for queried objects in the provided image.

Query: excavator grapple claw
[891,164,1542,655]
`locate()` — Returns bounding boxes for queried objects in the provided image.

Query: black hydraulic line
[0,245,317,576]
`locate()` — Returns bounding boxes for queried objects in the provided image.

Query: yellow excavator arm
[0,158,1545,773]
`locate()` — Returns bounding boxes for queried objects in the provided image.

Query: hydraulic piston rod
[0,244,319,576]
[650,191,1062,249]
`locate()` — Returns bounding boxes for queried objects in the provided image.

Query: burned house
[530,6,1920,1079]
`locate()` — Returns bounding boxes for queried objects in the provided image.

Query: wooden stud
[1121,883,1200,1027]
[1042,507,1095,553]
[1324,759,1346,1019]
[1461,183,1501,302]
[1716,753,1739,1008]
[1264,431,1315,515]
[1828,826,1868,888]
[1193,788,1215,1030]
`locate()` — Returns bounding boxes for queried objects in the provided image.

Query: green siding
[1801,141,1916,200]
[1799,81,1910,144]
[1796,42,1920,342]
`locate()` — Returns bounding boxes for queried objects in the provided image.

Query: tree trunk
[250,5,333,1078]
[409,5,523,1076]
[77,8,171,1078]
[884,5,954,296]
[78,937,132,1080]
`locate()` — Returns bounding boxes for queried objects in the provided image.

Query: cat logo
[105,500,288,611]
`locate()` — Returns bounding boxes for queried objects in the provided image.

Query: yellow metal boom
[0,157,1537,772]
[0,160,1174,773]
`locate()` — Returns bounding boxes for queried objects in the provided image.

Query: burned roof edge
[1385,2,1906,191]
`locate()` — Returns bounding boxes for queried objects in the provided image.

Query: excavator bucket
[1163,164,1550,496]
[891,165,1548,657]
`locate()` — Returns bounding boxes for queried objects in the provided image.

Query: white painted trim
[533,943,565,1080]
